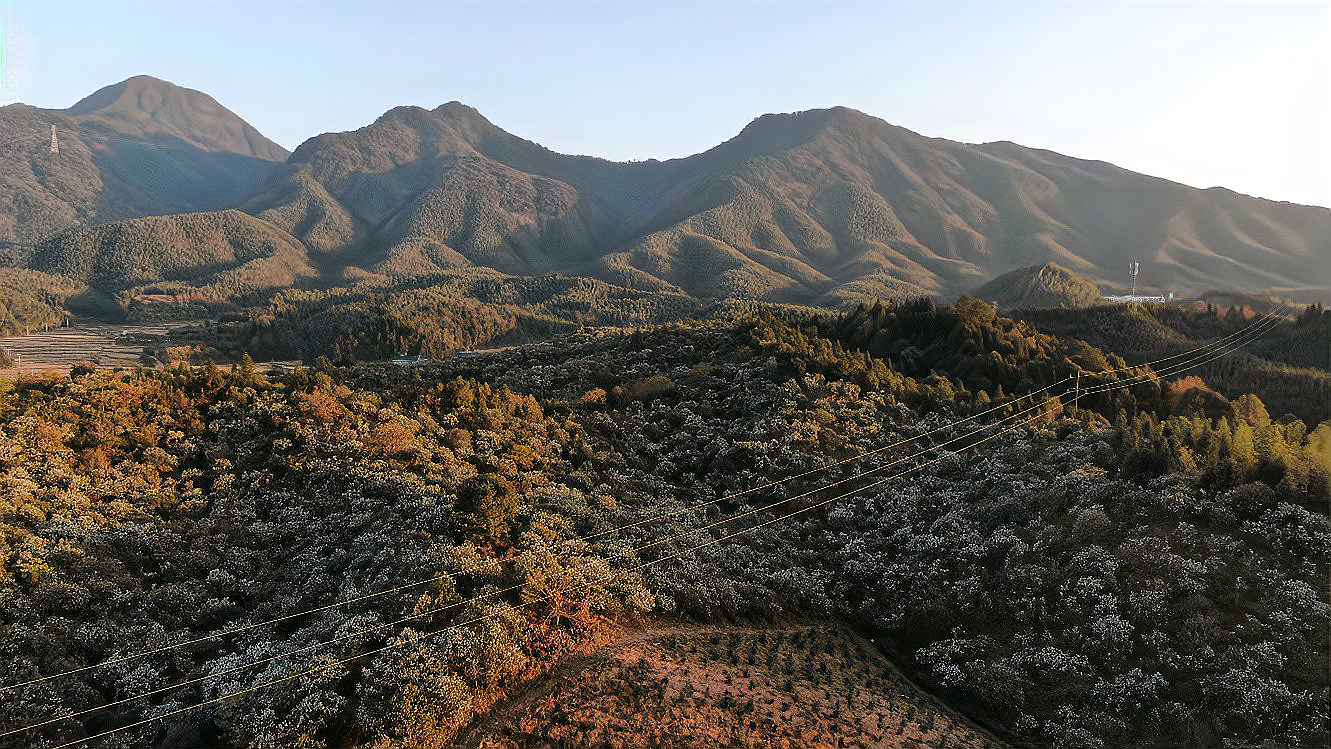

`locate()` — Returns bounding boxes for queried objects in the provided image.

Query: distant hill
[974,262,1103,309]
[4,79,1329,310]
[1012,301,1329,425]
[30,209,314,299]
[0,268,111,336]
[0,76,288,245]
[240,103,1331,303]
[239,101,663,270]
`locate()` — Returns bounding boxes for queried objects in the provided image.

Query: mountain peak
[68,75,199,116]
[374,104,435,125]
[64,75,288,161]
[0,76,291,244]
[431,101,503,141]
[369,100,495,134]
[433,100,484,119]
[695,105,900,167]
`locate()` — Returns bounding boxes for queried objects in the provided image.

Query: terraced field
[0,320,179,374]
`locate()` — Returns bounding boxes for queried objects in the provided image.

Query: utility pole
[1074,370,1081,412]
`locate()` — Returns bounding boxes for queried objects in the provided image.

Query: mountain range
[3,75,1328,307]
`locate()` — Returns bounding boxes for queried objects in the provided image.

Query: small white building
[1104,294,1167,304]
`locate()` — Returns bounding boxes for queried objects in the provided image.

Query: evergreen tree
[1233,394,1271,429]
[1231,421,1257,482]
[458,474,519,543]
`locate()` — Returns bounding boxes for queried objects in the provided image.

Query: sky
[2,0,1328,207]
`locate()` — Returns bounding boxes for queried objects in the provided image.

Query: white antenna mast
[1129,261,1140,300]
[49,125,59,156]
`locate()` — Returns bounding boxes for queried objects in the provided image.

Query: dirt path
[452,623,729,748]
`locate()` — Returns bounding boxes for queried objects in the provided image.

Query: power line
[0,303,1288,696]
[40,311,1278,749]
[1,305,1284,746]
[1,387,1065,740]
[45,400,1062,749]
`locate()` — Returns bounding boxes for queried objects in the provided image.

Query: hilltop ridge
[240,97,1329,301]
[65,75,289,160]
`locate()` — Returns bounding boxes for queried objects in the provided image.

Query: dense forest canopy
[0,299,1326,748]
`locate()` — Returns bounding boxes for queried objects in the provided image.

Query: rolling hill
[29,209,315,300]
[973,262,1103,309]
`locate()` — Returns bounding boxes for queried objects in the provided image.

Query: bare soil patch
[458,622,1006,749]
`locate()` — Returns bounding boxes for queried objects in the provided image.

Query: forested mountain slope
[1012,301,1330,426]
[237,104,1330,302]
[0,76,288,246]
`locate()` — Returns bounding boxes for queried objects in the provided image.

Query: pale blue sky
[2,0,1327,206]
